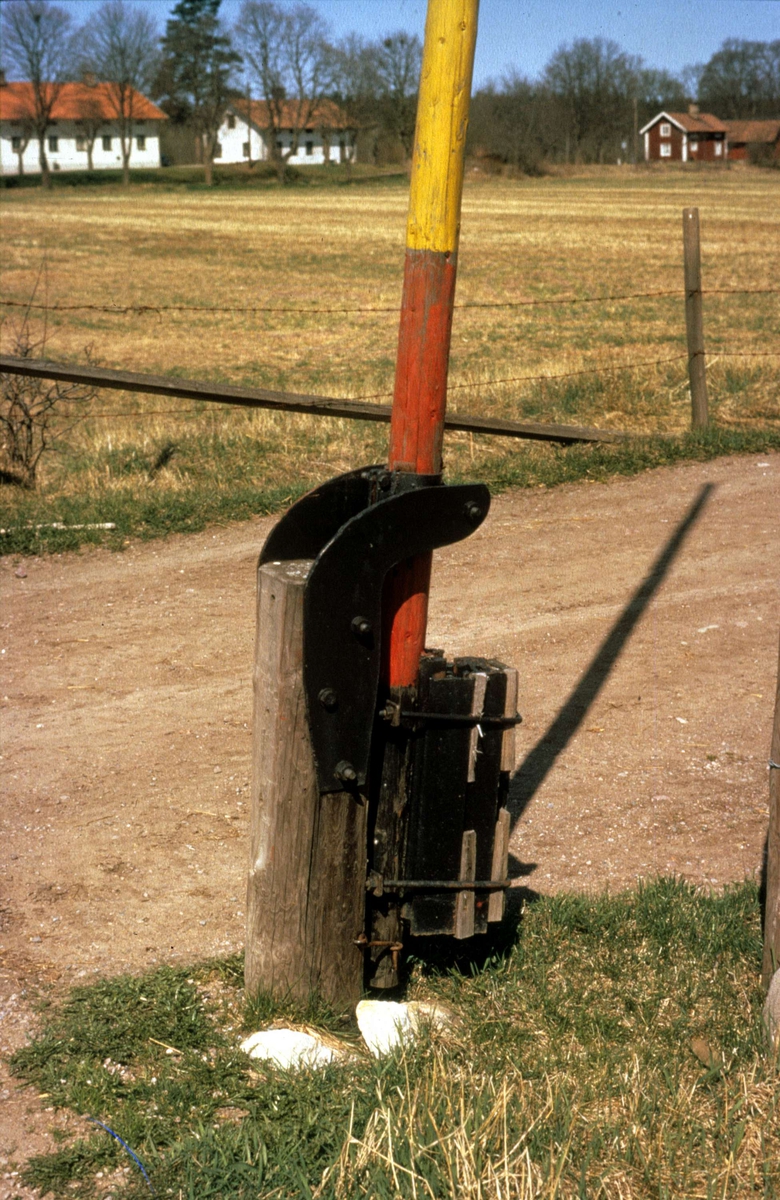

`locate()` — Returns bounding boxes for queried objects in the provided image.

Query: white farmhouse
[215,98,355,166]
[0,79,166,176]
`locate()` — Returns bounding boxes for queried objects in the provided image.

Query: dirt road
[1,451,778,1190]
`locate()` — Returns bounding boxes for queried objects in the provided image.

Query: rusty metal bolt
[335,760,357,784]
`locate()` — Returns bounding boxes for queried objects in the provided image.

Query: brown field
[1,165,779,506]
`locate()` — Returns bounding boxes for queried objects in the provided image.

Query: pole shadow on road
[407,483,715,978]
[506,481,716,857]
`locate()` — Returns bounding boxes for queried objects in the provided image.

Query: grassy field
[10,879,778,1198]
[1,166,778,553]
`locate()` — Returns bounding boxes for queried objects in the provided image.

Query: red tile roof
[724,119,780,145]
[0,81,166,122]
[232,97,349,131]
[664,111,727,134]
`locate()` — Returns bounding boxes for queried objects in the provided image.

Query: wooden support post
[245,560,366,1011]
[762,633,780,989]
[683,207,709,429]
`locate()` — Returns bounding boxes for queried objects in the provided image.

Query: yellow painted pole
[385,0,479,688]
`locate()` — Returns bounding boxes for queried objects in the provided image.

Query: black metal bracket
[258,465,490,792]
[391,709,521,730]
[367,873,510,896]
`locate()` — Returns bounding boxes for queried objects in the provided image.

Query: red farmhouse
[724,119,780,162]
[640,106,727,163]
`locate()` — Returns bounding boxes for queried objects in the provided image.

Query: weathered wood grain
[762,633,780,989]
[455,829,477,939]
[245,559,366,1011]
[0,355,628,445]
[488,808,511,923]
[683,208,709,429]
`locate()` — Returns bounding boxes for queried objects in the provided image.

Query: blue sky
[51,0,780,88]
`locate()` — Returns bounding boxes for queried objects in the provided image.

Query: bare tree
[544,38,640,163]
[80,0,159,185]
[74,84,104,171]
[330,33,382,170]
[11,113,36,175]
[469,72,548,174]
[1,280,96,490]
[698,39,780,119]
[237,1,333,183]
[375,31,422,162]
[1,0,73,188]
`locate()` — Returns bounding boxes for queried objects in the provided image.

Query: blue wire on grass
[86,1117,155,1194]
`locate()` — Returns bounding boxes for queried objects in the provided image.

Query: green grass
[0,161,408,192]
[8,879,779,1198]
[1,170,777,554]
[2,420,780,556]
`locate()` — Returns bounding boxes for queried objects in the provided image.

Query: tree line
[2,0,778,188]
[471,37,780,172]
[0,0,424,186]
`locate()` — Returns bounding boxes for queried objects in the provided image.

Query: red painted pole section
[390,252,459,476]
[384,0,479,689]
[385,253,458,688]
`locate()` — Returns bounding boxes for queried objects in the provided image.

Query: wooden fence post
[762,632,780,989]
[245,560,367,1011]
[683,207,709,429]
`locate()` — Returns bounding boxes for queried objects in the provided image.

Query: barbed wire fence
[1,265,778,437]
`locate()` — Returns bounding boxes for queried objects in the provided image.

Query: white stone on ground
[240,1028,338,1070]
[356,999,456,1058]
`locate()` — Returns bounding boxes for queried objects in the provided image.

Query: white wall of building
[217,114,267,163]
[215,111,354,166]
[0,121,162,175]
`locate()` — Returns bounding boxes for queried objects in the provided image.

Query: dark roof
[664,111,727,134]
[724,119,780,145]
[0,81,166,122]
[639,109,727,136]
[230,98,349,131]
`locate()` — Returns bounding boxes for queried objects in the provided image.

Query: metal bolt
[465,501,482,522]
[335,760,357,784]
[318,687,338,712]
[351,615,373,639]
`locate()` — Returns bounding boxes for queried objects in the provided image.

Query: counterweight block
[368,652,519,966]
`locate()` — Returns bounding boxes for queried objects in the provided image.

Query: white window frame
[660,143,672,158]
[659,122,671,137]
[714,141,722,157]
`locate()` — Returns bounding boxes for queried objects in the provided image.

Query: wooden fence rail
[0,355,627,447]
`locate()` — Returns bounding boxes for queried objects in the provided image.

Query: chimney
[82,71,97,88]
[688,103,699,117]
[0,69,7,87]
